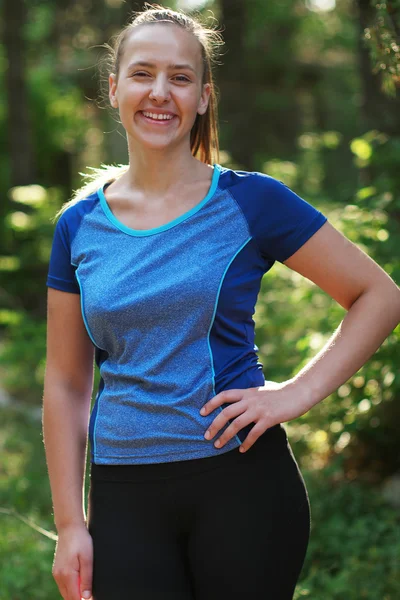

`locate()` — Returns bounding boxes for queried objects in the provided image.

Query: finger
[65,570,80,600]
[204,402,246,440]
[52,572,69,600]
[200,389,244,416]
[238,422,268,453]
[56,581,68,600]
[79,552,93,599]
[213,414,253,449]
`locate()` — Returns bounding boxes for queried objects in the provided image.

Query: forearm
[290,285,400,413]
[42,383,90,532]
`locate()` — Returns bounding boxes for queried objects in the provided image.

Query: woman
[42,4,400,600]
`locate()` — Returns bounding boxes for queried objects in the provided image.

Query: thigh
[186,437,311,600]
[87,474,194,600]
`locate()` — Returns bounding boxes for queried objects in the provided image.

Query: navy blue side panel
[46,196,99,293]
[210,237,266,393]
[218,169,328,263]
[209,237,268,444]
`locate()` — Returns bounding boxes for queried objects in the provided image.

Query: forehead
[120,23,202,72]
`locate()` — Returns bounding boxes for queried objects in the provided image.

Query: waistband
[90,424,288,482]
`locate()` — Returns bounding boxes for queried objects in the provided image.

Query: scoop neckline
[97,163,222,237]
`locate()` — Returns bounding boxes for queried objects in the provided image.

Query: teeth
[142,111,174,120]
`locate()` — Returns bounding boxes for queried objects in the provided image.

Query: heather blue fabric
[46,164,328,464]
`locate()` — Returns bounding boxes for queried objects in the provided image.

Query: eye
[130,72,190,82]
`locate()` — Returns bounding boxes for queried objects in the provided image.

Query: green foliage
[4,183,64,284]
[29,66,88,160]
[294,469,400,599]
[0,184,73,402]
[0,184,66,404]
[0,406,91,600]
[0,311,47,404]
[363,0,400,97]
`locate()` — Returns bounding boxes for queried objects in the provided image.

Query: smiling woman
[42,3,400,600]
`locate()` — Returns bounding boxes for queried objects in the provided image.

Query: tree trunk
[218,0,303,171]
[3,0,36,186]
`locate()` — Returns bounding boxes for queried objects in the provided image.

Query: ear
[109,73,119,109]
[197,82,211,116]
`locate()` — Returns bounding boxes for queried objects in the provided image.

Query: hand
[200,380,309,453]
[52,523,93,600]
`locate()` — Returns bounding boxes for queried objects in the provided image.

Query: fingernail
[200,407,206,415]
[204,430,211,440]
[214,440,221,448]
[82,591,91,599]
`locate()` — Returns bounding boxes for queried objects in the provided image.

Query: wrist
[56,519,87,534]
[284,377,315,415]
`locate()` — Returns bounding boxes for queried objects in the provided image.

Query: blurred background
[0,0,399,598]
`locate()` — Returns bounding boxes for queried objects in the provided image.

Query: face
[109,23,211,152]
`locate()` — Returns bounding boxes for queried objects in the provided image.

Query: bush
[295,468,400,599]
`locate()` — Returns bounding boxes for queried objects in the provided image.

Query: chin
[138,139,178,152]
[131,131,188,151]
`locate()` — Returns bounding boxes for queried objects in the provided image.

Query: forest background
[0,0,399,598]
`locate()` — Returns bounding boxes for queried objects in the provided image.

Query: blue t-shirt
[46,164,328,465]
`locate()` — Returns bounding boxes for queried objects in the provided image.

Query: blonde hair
[52,3,224,222]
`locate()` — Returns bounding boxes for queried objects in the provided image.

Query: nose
[149,74,171,103]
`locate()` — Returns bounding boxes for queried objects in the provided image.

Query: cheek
[179,90,202,112]
[120,81,147,100]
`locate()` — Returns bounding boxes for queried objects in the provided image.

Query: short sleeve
[46,212,80,294]
[253,175,328,263]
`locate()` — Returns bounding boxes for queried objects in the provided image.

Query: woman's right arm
[43,287,95,531]
[42,287,95,600]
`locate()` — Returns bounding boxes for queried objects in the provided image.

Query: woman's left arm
[200,221,400,452]
[281,220,400,413]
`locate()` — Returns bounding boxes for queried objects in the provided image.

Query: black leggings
[87,424,310,600]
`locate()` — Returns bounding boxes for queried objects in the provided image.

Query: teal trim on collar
[97,163,221,237]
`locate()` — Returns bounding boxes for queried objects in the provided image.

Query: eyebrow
[126,61,196,74]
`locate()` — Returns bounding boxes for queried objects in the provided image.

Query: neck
[124,138,210,195]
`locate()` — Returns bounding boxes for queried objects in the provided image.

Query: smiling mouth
[138,111,177,125]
